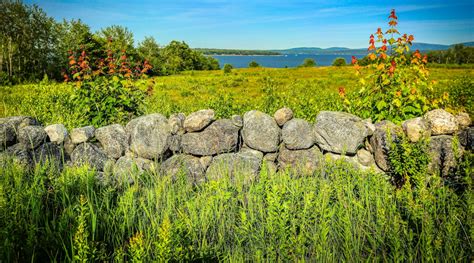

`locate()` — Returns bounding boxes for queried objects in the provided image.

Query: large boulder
[206,151,262,182]
[458,127,474,150]
[278,145,322,175]
[370,121,403,172]
[183,109,215,132]
[18,125,47,149]
[282,118,314,150]
[455,112,471,129]
[161,154,211,183]
[402,117,431,142]
[33,142,63,167]
[169,113,186,135]
[113,156,155,179]
[274,107,293,126]
[242,110,280,153]
[126,114,171,160]
[1,143,32,166]
[44,124,68,144]
[428,135,463,177]
[70,126,95,144]
[71,143,109,171]
[356,148,375,167]
[313,111,369,155]
[95,124,128,159]
[1,116,39,149]
[181,119,240,156]
[424,109,458,135]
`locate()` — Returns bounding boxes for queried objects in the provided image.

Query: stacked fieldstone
[1,108,472,182]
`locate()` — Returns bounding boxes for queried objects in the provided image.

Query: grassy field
[1,66,472,128]
[1,157,472,262]
[1,66,473,261]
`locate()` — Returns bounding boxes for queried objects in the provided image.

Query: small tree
[223,64,233,74]
[248,61,260,68]
[301,58,316,67]
[332,57,346,66]
[345,9,445,123]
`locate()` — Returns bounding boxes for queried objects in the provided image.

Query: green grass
[0,157,472,262]
[1,66,472,128]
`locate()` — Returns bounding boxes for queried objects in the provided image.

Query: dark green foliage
[248,61,260,68]
[388,133,431,188]
[223,63,233,74]
[70,76,146,126]
[159,41,219,75]
[301,58,316,67]
[0,158,471,261]
[426,44,474,64]
[195,48,280,55]
[332,57,347,66]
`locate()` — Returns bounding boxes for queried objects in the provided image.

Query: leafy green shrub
[301,58,316,67]
[223,64,233,74]
[332,57,346,66]
[388,133,430,188]
[347,10,444,123]
[248,61,260,68]
[66,39,151,126]
[70,76,146,126]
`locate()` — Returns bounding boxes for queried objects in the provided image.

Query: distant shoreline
[211,54,284,57]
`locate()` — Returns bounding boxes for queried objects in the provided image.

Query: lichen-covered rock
[161,154,210,183]
[402,117,431,142]
[363,119,376,136]
[370,121,403,172]
[356,148,375,167]
[126,114,171,160]
[18,125,47,149]
[1,143,32,166]
[282,118,314,150]
[63,135,76,156]
[240,147,264,160]
[169,113,186,135]
[0,116,39,148]
[71,143,109,171]
[70,126,95,144]
[313,111,369,155]
[231,115,243,128]
[458,127,474,150]
[33,142,63,167]
[274,107,293,126]
[44,124,68,144]
[95,124,128,159]
[184,109,215,132]
[424,109,458,135]
[168,135,182,153]
[181,119,239,156]
[264,152,278,162]
[206,151,262,182]
[455,112,471,129]
[242,110,280,153]
[113,156,155,178]
[428,135,463,177]
[278,145,322,175]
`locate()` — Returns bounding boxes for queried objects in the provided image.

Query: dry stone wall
[1,109,472,182]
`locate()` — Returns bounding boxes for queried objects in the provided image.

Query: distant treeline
[0,1,219,84]
[195,48,281,56]
[425,44,474,64]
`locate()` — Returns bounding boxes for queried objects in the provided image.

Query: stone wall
[1,108,472,182]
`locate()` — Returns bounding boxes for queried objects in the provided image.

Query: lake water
[212,54,363,68]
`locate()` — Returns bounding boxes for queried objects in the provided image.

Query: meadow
[1,66,473,261]
[1,66,473,128]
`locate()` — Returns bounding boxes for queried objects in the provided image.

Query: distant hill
[198,42,473,56]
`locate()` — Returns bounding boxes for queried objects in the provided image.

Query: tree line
[0,1,219,84]
[425,44,474,64]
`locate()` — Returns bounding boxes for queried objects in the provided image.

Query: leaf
[376,100,387,111]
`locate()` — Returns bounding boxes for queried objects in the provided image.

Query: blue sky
[26,0,474,49]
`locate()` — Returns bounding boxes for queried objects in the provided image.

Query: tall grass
[0,157,471,262]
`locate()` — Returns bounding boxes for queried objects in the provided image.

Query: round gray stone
[95,124,128,159]
[242,110,280,153]
[18,125,47,149]
[184,109,215,132]
[126,114,171,160]
[282,118,314,150]
[44,124,68,144]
